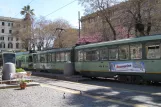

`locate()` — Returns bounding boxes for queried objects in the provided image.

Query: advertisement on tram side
[109,61,145,72]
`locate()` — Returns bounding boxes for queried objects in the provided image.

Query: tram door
[28,55,33,69]
[0,54,2,68]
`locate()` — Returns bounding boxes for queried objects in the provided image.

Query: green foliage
[16,68,25,72]
[19,79,30,83]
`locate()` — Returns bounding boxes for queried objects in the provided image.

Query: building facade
[0,16,24,52]
[80,0,161,41]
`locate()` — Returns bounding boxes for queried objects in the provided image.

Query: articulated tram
[16,35,161,83]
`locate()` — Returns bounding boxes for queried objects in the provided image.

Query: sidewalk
[0,80,40,89]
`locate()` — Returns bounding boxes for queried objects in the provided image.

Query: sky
[0,0,84,28]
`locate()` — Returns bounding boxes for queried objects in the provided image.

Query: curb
[0,82,40,89]
[32,72,90,82]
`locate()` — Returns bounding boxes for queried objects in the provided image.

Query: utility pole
[56,28,65,48]
[78,11,81,38]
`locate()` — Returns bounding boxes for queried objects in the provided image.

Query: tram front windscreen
[3,53,16,64]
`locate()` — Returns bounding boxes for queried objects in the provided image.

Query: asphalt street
[0,76,161,107]
[30,76,161,107]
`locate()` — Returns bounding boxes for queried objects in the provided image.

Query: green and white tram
[16,35,161,83]
[16,51,34,70]
[16,48,73,74]
[75,35,161,83]
[34,48,72,73]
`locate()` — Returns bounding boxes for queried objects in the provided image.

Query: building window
[11,23,13,27]
[0,37,4,40]
[9,30,12,34]
[8,23,10,26]
[16,43,19,49]
[0,42,5,48]
[1,29,4,33]
[8,37,13,41]
[8,43,13,48]
[16,38,19,41]
[2,22,4,26]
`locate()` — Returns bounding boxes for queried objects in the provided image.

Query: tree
[76,32,103,45]
[33,18,73,49]
[54,28,78,48]
[79,0,123,40]
[42,18,71,49]
[20,5,34,20]
[19,5,35,50]
[124,0,160,36]
[32,17,52,50]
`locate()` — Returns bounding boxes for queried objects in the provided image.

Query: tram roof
[75,34,161,49]
[37,47,72,54]
[16,51,29,56]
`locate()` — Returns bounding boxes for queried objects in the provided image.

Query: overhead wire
[45,0,77,17]
[13,0,36,17]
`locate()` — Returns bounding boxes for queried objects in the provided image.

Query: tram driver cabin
[0,52,16,68]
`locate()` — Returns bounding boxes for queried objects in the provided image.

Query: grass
[16,68,25,73]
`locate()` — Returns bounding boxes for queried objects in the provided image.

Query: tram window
[84,49,99,61]
[56,53,60,62]
[78,50,83,61]
[65,52,71,62]
[28,56,33,62]
[84,50,91,61]
[60,52,65,62]
[130,44,142,59]
[100,47,108,60]
[37,54,40,62]
[119,45,129,60]
[146,42,160,59]
[75,51,78,61]
[109,47,118,60]
[40,54,46,63]
[26,56,29,62]
[22,56,25,62]
[52,53,55,62]
[47,53,52,62]
[33,54,37,63]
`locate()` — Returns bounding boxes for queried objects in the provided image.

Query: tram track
[91,77,161,86]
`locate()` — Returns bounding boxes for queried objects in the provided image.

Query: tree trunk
[147,22,151,35]
[105,17,116,40]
